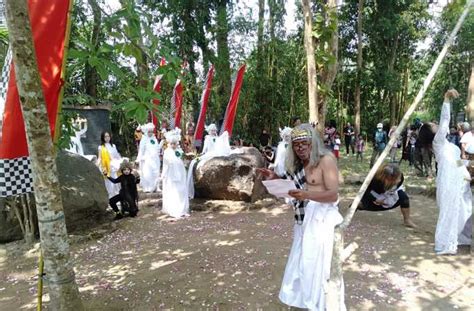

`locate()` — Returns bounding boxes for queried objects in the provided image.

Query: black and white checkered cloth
[281,164,307,225]
[0,157,34,197]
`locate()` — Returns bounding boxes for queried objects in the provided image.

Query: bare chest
[304,165,324,189]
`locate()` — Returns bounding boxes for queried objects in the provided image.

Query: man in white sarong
[433,89,472,255]
[259,124,345,310]
[136,123,161,192]
[161,128,190,219]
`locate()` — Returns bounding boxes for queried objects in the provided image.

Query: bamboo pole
[37,251,44,311]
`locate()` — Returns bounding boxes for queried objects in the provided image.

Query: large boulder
[0,151,110,243]
[56,151,109,232]
[193,147,267,202]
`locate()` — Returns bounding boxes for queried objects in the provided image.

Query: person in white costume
[201,123,219,154]
[187,124,233,198]
[136,123,161,192]
[66,117,88,156]
[433,89,472,255]
[161,128,190,219]
[270,126,292,176]
[258,124,345,310]
[98,131,122,198]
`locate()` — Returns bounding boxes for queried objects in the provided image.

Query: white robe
[98,143,122,198]
[279,201,345,311]
[137,134,161,192]
[433,102,472,254]
[201,134,218,155]
[162,147,190,218]
[272,140,289,176]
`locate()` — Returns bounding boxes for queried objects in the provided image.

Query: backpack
[375,131,386,150]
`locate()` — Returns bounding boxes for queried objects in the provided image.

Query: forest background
[0,0,472,156]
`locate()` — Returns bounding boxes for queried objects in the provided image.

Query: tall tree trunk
[195,3,214,73]
[257,0,265,74]
[390,93,397,125]
[84,0,101,102]
[355,0,364,135]
[467,64,474,122]
[215,0,231,121]
[4,1,83,309]
[136,49,149,88]
[301,0,318,126]
[255,0,265,116]
[318,0,339,131]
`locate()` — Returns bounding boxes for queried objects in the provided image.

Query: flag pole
[53,0,75,145]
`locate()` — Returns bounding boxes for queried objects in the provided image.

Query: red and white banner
[0,0,71,197]
[170,79,183,129]
[150,74,163,129]
[220,64,246,137]
[194,65,214,147]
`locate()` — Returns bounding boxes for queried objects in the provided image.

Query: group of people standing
[97,124,190,220]
[85,90,472,310]
[324,122,366,162]
[96,121,236,220]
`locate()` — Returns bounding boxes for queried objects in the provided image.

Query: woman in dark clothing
[359,163,416,228]
[106,161,140,219]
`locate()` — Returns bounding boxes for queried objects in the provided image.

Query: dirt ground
[0,155,473,310]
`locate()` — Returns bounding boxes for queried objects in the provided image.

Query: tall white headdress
[143,122,155,133]
[164,127,182,143]
[279,127,292,142]
[205,123,217,133]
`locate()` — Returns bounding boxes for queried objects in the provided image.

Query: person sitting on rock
[202,123,219,154]
[358,163,416,228]
[105,160,140,220]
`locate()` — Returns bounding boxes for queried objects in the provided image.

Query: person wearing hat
[106,160,140,219]
[370,123,388,167]
[136,123,161,193]
[258,123,344,310]
[161,128,190,219]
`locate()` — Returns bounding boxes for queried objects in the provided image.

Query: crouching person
[106,160,140,219]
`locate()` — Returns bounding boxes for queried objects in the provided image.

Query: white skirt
[279,200,344,310]
[140,156,161,192]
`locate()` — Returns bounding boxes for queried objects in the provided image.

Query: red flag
[150,75,163,129]
[194,65,215,147]
[170,80,183,129]
[0,0,71,197]
[221,64,246,137]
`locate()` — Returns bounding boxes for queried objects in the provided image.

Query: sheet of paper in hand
[262,179,297,199]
